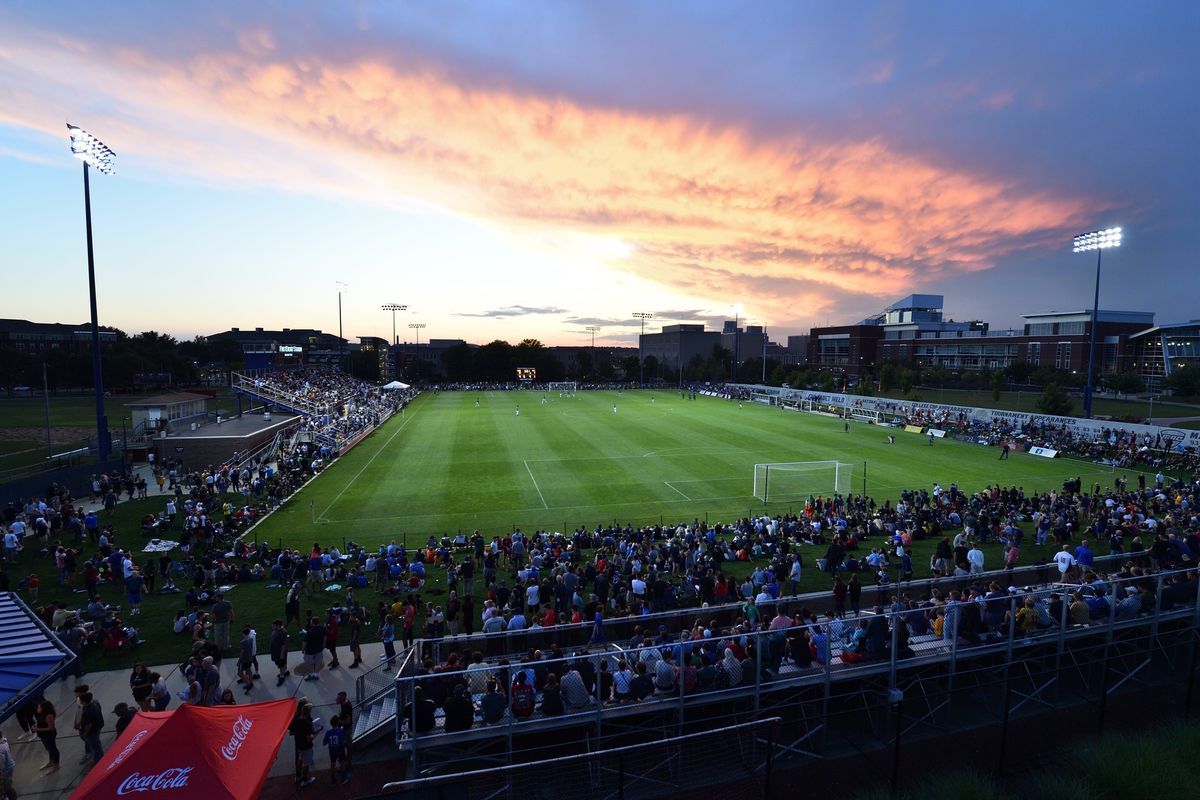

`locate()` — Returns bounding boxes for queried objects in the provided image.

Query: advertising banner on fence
[1028,446,1059,458]
[903,425,925,434]
[732,384,1200,452]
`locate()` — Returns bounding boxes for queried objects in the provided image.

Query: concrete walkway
[8,459,407,798]
[3,640,401,799]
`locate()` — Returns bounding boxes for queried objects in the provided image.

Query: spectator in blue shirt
[1074,541,1095,568]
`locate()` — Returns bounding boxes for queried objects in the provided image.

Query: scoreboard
[516,367,537,381]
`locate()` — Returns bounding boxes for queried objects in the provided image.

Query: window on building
[1055,342,1072,370]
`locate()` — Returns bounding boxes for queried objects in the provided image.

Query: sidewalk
[7,460,412,797]
[3,636,401,798]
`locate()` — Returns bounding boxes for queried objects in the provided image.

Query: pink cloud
[0,24,1100,323]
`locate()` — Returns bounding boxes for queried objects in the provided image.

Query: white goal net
[753,461,853,502]
[548,382,577,394]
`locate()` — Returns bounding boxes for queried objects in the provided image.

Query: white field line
[316,409,419,521]
[664,481,692,501]
[524,459,549,509]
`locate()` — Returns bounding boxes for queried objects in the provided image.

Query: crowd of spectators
[248,367,413,447]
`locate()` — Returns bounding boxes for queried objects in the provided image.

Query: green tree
[441,342,475,381]
[475,340,514,381]
[1164,367,1200,398]
[1104,371,1145,397]
[1006,361,1035,385]
[879,364,897,393]
[643,354,660,382]
[769,363,792,387]
[1035,383,1076,416]
[899,368,916,395]
[990,369,1006,402]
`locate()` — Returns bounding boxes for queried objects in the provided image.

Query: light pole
[408,322,426,345]
[1072,227,1122,419]
[335,281,349,370]
[382,304,407,346]
[762,328,768,384]
[585,326,601,381]
[633,312,653,386]
[67,124,115,461]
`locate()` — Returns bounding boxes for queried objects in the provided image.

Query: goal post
[548,382,577,394]
[753,461,853,503]
[750,391,776,406]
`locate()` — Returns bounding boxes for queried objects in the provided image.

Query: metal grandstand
[359,561,1200,781]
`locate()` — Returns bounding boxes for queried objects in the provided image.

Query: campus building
[807,294,1154,377]
[0,318,117,353]
[1129,321,1200,387]
[203,326,346,371]
[639,324,724,373]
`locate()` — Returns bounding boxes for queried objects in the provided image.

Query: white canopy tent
[381,381,411,390]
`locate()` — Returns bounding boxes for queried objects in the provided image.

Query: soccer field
[254,390,1140,548]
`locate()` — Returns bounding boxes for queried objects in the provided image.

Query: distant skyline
[1,2,1196,347]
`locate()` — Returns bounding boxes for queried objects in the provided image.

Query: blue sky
[1,1,1196,346]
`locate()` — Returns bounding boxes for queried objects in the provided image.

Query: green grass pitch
[255,390,1131,548]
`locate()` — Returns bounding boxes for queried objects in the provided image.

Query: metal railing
[417,550,1149,664]
[387,564,1200,776]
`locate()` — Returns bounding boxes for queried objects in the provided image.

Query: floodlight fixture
[67,123,116,175]
[585,325,601,349]
[382,303,408,346]
[1072,227,1122,253]
[1071,225,1124,419]
[408,322,427,346]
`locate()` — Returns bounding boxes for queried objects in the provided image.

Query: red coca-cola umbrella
[70,699,297,800]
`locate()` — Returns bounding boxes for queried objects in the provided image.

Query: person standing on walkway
[325,612,341,669]
[31,700,58,772]
[78,692,104,766]
[380,615,396,667]
[211,593,234,650]
[347,612,362,669]
[303,615,326,681]
[238,626,256,694]
[0,731,16,800]
[290,702,317,787]
[401,599,416,649]
[270,619,291,686]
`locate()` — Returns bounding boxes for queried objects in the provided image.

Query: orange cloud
[0,25,1098,322]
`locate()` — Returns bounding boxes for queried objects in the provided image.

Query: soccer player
[928,432,934,446]
[612,403,617,413]
[999,443,1010,460]
[887,434,895,444]
[475,398,480,407]
[515,406,520,417]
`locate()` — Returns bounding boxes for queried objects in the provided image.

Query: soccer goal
[750,391,776,406]
[548,382,577,394]
[753,461,853,502]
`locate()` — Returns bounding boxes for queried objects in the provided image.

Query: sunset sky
[1,2,1196,347]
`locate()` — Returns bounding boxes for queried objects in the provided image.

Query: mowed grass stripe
[254,390,1155,546]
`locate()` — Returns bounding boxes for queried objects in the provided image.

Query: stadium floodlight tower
[67,123,116,461]
[1072,226,1122,419]
[633,312,653,386]
[408,322,426,345]
[381,303,407,346]
[335,281,350,369]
